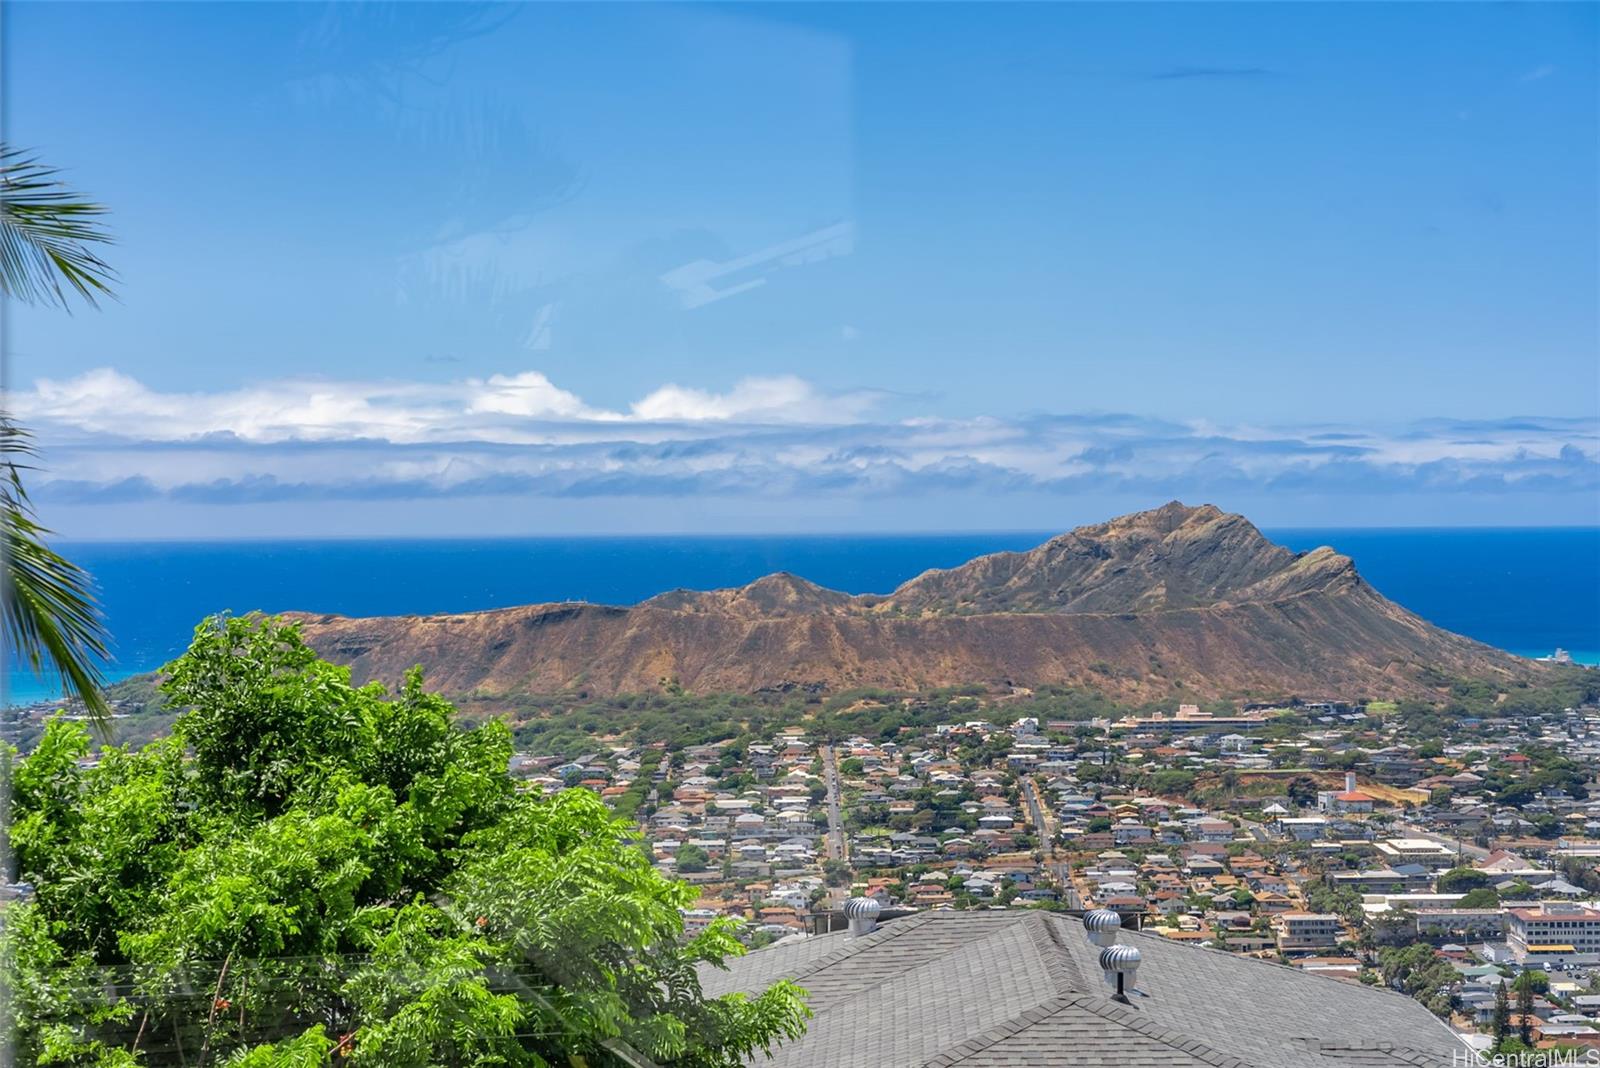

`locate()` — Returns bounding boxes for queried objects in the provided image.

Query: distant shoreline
[41,523,1600,547]
[8,527,1598,707]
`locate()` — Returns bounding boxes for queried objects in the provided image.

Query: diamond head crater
[280,503,1545,705]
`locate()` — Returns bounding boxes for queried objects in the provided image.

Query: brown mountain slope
[871,502,1352,614]
[289,503,1538,701]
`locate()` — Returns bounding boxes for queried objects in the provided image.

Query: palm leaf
[0,145,117,728]
[1,419,111,725]
[0,145,116,309]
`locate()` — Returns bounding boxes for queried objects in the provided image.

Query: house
[1219,734,1253,754]
[699,908,1465,1066]
[1330,867,1429,894]
[1187,817,1234,843]
[1276,913,1344,954]
[1275,816,1329,842]
[1292,956,1362,982]
[1254,892,1297,914]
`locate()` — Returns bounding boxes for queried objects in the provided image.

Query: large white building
[1373,838,1458,869]
[1506,903,1600,964]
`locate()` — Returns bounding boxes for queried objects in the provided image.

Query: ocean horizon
[6,526,1598,706]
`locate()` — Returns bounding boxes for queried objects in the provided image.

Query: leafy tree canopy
[2,615,808,1067]
[1513,969,1550,995]
[1435,867,1494,894]
[675,844,711,874]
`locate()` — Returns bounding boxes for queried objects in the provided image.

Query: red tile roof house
[1331,791,1376,814]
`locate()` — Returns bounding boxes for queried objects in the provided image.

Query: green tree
[1492,982,1511,1047]
[1,147,118,723]
[1435,867,1493,894]
[3,615,809,1066]
[1363,908,1414,946]
[1513,970,1549,996]
[1457,887,1500,909]
[1516,978,1535,1045]
[1145,770,1196,798]
[676,844,711,873]
[821,859,852,888]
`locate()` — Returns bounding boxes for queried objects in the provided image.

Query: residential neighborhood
[509,687,1600,1056]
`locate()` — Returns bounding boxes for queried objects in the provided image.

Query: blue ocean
[6,528,1598,705]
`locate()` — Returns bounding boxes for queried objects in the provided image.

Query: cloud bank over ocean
[15,367,1598,533]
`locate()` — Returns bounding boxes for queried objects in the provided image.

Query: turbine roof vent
[843,895,881,937]
[1098,943,1144,1003]
[842,896,882,920]
[1083,908,1123,947]
[1098,943,1142,979]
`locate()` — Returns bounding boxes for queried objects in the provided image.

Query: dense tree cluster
[1375,944,1459,1017]
[2,616,808,1067]
[609,748,665,823]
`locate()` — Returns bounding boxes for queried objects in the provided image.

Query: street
[819,744,847,862]
[1020,775,1077,905]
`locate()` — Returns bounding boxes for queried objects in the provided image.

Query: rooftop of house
[699,909,1464,1067]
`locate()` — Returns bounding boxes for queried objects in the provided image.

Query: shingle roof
[700,910,1466,1068]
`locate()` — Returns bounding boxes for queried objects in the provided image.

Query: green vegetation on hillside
[2,616,808,1067]
[68,643,1600,771]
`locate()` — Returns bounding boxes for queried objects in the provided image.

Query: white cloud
[464,371,609,420]
[12,366,1598,508]
[24,368,453,444]
[14,367,879,445]
[630,375,875,424]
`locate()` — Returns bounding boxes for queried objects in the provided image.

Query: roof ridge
[1296,1038,1454,1067]
[1025,911,1085,996]
[1061,993,1257,1068]
[917,993,1080,1068]
[917,991,1255,1068]
[784,908,945,984]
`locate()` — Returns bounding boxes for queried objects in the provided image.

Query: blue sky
[6,2,1597,536]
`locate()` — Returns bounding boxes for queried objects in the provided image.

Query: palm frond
[0,417,36,501]
[0,146,117,725]
[0,145,116,309]
[0,417,111,726]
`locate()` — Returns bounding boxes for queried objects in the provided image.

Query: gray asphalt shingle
[700,910,1467,1068]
